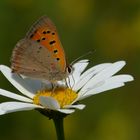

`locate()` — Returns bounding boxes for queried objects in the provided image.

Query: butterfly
[11,16,73,83]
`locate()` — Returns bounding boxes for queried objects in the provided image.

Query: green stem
[53,117,65,140]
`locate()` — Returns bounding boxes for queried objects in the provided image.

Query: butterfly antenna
[71,49,96,65]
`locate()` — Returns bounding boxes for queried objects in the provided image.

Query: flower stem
[53,117,65,140]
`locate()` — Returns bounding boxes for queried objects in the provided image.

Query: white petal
[64,104,85,110]
[79,82,125,100]
[81,61,126,92]
[23,78,53,92]
[80,63,112,79]
[39,96,60,110]
[0,65,34,98]
[78,74,133,100]
[57,108,75,114]
[105,74,134,83]
[0,89,33,103]
[66,59,89,88]
[39,97,75,114]
[72,59,89,78]
[73,63,112,91]
[23,78,42,93]
[0,102,42,115]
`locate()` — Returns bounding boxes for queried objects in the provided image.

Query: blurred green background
[0,0,139,140]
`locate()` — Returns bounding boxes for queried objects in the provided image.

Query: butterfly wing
[26,16,66,72]
[11,39,66,81]
[11,16,67,81]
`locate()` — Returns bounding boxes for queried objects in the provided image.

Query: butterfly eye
[66,65,73,74]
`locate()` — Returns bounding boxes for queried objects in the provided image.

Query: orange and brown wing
[11,39,63,80]
[26,16,66,72]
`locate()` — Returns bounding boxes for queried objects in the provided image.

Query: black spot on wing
[37,39,41,42]
[56,58,60,61]
[49,40,56,45]
[43,31,47,34]
[53,50,58,53]
[30,34,34,38]
[42,37,46,40]
[47,30,51,33]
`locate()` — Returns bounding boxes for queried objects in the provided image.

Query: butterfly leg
[51,82,58,93]
[65,78,69,88]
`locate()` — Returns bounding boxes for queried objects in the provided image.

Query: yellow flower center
[33,88,78,108]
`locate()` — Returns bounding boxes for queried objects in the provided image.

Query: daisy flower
[0,60,134,116]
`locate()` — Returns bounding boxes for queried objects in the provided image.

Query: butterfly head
[66,65,74,75]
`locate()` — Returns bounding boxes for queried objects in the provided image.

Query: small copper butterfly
[11,16,72,82]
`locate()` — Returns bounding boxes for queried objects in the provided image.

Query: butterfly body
[11,16,72,82]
